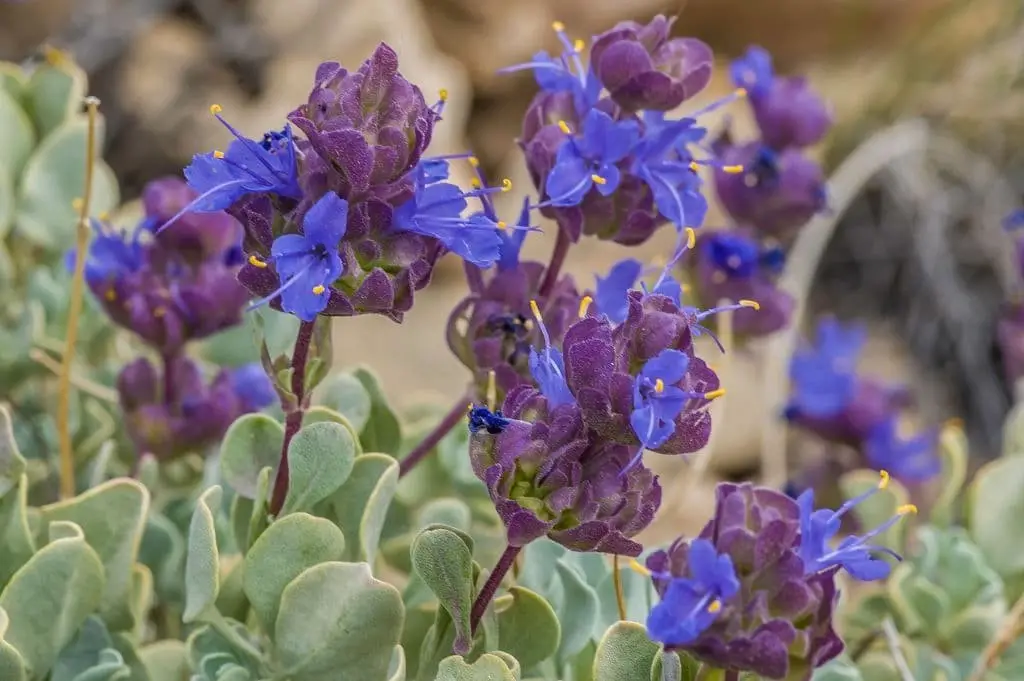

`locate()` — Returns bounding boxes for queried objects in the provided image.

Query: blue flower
[646,538,740,647]
[468,406,511,434]
[594,258,644,324]
[630,348,691,450]
[160,108,301,234]
[498,197,533,271]
[704,231,762,279]
[1005,209,1024,230]
[635,113,707,164]
[250,192,348,322]
[527,299,574,407]
[498,23,601,115]
[631,153,708,229]
[544,109,640,207]
[394,166,513,267]
[68,220,145,287]
[730,45,773,98]
[788,318,864,418]
[798,473,914,581]
[230,363,277,411]
[865,418,940,482]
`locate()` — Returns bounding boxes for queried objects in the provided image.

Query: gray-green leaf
[281,422,356,516]
[323,453,399,564]
[496,586,560,669]
[410,528,474,655]
[593,622,659,681]
[183,486,223,624]
[219,415,283,500]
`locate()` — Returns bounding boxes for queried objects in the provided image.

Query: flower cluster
[786,317,940,482]
[641,474,916,679]
[75,177,274,460]
[161,45,526,323]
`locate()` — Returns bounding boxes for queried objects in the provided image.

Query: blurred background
[4,0,1024,537]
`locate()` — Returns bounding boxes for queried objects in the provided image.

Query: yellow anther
[466,402,474,413]
[248,255,268,269]
[722,165,744,174]
[497,221,508,230]
[627,559,650,577]
[552,21,566,32]
[689,161,701,172]
[529,299,542,321]
[523,319,534,331]
[71,197,83,212]
[707,599,723,614]
[573,39,585,53]
[739,299,760,310]
[44,46,67,66]
[734,87,748,98]
[685,227,696,249]
[470,178,482,189]
[704,388,726,400]
[879,470,890,490]
[468,156,480,167]
[98,211,110,221]
[104,289,116,301]
[213,150,225,159]
[654,379,665,393]
[558,120,572,135]
[486,369,497,410]
[897,504,918,516]
[312,284,326,295]
[209,104,223,115]
[944,417,964,430]
[501,178,513,192]
[439,88,449,101]
[591,174,607,185]
[578,295,593,318]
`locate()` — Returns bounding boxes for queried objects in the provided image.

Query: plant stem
[969,590,1024,681]
[470,544,522,633]
[57,96,100,500]
[613,555,627,621]
[268,320,316,516]
[398,396,468,477]
[463,261,484,294]
[538,228,571,298]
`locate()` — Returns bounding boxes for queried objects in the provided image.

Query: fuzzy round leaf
[39,479,150,631]
[281,422,357,516]
[138,640,189,681]
[554,559,599,662]
[15,118,119,250]
[0,64,26,101]
[932,423,968,527]
[351,367,402,455]
[387,645,405,681]
[314,372,373,433]
[886,564,950,640]
[219,415,283,500]
[51,616,125,681]
[0,521,105,678]
[810,657,863,680]
[0,607,26,681]
[416,498,472,533]
[183,486,222,624]
[274,561,403,681]
[323,453,399,564]
[301,406,361,450]
[968,455,1024,581]
[138,512,185,603]
[0,88,34,180]
[1003,402,1024,457]
[410,528,474,655]
[0,404,26,497]
[839,469,910,553]
[496,586,561,669]
[26,59,86,138]
[434,654,520,681]
[593,621,660,681]
[243,513,346,631]
[0,474,34,586]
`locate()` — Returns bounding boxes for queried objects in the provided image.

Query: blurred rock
[0,0,74,60]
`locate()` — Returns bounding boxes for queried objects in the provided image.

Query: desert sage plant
[5,13,1024,681]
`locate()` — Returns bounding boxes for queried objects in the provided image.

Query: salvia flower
[692,229,793,336]
[730,46,832,151]
[863,418,941,483]
[544,110,640,207]
[77,177,250,354]
[468,390,660,555]
[118,357,274,460]
[642,478,910,678]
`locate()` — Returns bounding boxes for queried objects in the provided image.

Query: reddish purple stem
[469,544,522,634]
[538,228,571,297]
[268,319,316,515]
[398,396,468,477]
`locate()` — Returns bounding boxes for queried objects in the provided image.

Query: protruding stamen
[591,174,607,185]
[558,120,572,135]
[72,197,83,212]
[501,178,513,192]
[879,470,890,490]
[439,88,449,102]
[470,178,482,189]
[552,20,566,32]
[578,295,593,318]
[707,599,722,614]
[704,388,726,400]
[312,285,326,295]
[468,156,480,168]
[497,221,508,230]
[486,369,497,410]
[530,299,542,321]
[897,504,918,515]
[573,39,585,53]
[98,211,109,221]
[213,150,225,159]
[627,559,650,577]
[735,87,748,98]
[685,227,696,249]
[104,289,116,301]
[722,165,744,174]
[209,104,223,115]
[689,161,701,172]
[248,255,268,269]
[654,378,665,393]
[739,299,760,310]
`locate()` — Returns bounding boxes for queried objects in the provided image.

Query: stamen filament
[578,295,593,318]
